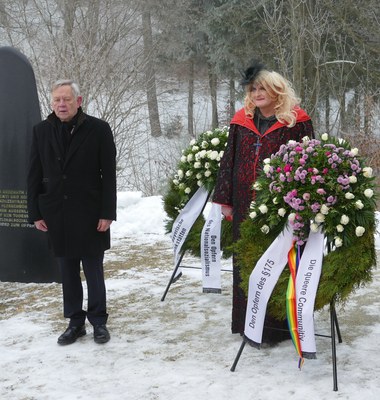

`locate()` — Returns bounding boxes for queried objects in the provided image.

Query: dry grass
[0,239,175,322]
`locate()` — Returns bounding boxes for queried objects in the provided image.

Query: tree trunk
[142,10,162,137]
[325,93,330,133]
[188,59,195,137]
[363,94,373,136]
[290,0,305,100]
[229,78,236,121]
[208,63,218,129]
[340,92,346,134]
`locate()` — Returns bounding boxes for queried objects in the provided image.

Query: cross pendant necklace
[254,136,262,155]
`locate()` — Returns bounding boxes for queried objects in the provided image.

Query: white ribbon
[171,186,209,277]
[295,230,324,356]
[201,202,222,293]
[244,227,294,345]
[244,225,325,357]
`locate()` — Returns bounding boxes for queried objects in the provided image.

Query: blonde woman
[213,62,314,342]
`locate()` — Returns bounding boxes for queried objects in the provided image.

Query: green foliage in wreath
[163,127,233,258]
[235,216,377,320]
[164,128,378,319]
[237,133,378,318]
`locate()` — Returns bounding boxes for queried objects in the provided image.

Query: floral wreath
[237,133,377,319]
[164,130,378,319]
[250,134,377,246]
[163,126,233,257]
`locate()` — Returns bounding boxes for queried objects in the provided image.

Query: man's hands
[34,219,48,232]
[97,219,113,232]
[34,219,113,232]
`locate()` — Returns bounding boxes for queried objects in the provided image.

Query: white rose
[288,213,296,222]
[258,204,268,214]
[192,145,199,152]
[350,148,359,156]
[263,158,271,164]
[184,187,191,194]
[315,213,325,223]
[187,154,193,162]
[209,150,219,160]
[201,141,208,149]
[340,214,350,225]
[263,164,271,173]
[344,193,355,199]
[310,223,319,233]
[278,208,286,217]
[199,150,207,158]
[321,204,330,215]
[197,180,203,187]
[363,167,373,178]
[189,139,196,146]
[185,170,193,177]
[336,224,344,233]
[173,179,179,185]
[211,138,220,146]
[355,200,364,209]
[355,226,366,237]
[253,182,262,191]
[204,162,210,169]
[194,161,202,169]
[204,170,212,177]
[349,175,357,184]
[321,133,329,141]
[364,189,374,198]
[180,155,187,163]
[334,237,343,248]
[261,225,270,234]
[177,169,184,179]
[249,211,257,219]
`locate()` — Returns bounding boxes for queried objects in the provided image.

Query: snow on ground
[0,192,379,400]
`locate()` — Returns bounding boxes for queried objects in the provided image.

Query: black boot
[93,325,110,344]
[57,325,86,345]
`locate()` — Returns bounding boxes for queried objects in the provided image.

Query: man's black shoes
[57,325,86,345]
[93,324,110,344]
[57,324,110,345]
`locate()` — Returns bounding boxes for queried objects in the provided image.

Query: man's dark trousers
[57,254,108,327]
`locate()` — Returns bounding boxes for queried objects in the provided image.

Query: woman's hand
[221,205,233,221]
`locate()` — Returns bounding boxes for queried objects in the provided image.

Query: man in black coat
[27,80,117,345]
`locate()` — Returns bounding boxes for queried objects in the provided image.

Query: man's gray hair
[51,79,81,98]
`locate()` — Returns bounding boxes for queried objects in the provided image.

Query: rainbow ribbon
[286,242,304,369]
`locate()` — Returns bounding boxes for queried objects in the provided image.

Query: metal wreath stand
[161,226,343,392]
[230,295,342,392]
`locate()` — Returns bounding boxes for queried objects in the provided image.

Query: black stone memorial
[0,46,59,282]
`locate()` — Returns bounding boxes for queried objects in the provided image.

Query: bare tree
[1,0,379,195]
[141,7,162,137]
[0,0,148,187]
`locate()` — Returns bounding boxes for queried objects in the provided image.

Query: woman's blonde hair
[244,70,300,127]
